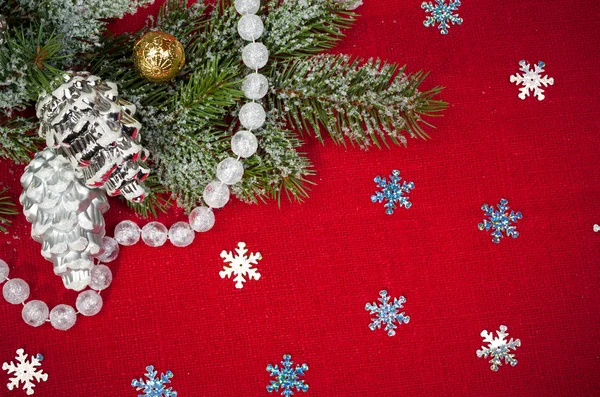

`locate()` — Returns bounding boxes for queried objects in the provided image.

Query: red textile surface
[1,1,600,396]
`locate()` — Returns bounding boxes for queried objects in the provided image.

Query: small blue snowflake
[478,198,522,244]
[371,170,414,215]
[421,0,463,35]
[365,290,410,337]
[132,366,177,397]
[266,355,308,397]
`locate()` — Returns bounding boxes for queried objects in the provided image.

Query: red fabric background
[1,1,600,396]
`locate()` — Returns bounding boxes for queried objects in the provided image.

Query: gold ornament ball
[133,31,185,83]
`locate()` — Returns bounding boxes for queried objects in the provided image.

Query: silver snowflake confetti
[219,242,262,289]
[266,354,309,397]
[478,198,522,244]
[510,60,554,101]
[2,349,48,395]
[421,0,463,35]
[476,325,521,372]
[365,290,410,337]
[371,170,414,215]
[131,365,177,397]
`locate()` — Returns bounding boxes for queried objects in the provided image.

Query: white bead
[235,0,260,15]
[90,265,113,291]
[231,131,259,158]
[239,102,266,130]
[217,157,245,185]
[22,300,49,327]
[242,73,269,100]
[76,290,103,316]
[203,181,230,208]
[141,221,168,247]
[242,42,269,69]
[2,278,30,304]
[114,220,141,246]
[168,222,195,247]
[189,206,215,233]
[0,259,9,282]
[50,304,77,331]
[238,14,264,41]
[96,236,119,263]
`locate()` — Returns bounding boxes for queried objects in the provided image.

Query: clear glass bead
[238,14,264,41]
[203,181,230,208]
[2,278,30,305]
[234,0,260,15]
[242,42,269,69]
[0,259,9,282]
[90,265,113,291]
[22,300,49,327]
[114,220,141,246]
[96,236,119,263]
[141,222,168,247]
[242,73,269,100]
[50,304,77,331]
[239,102,266,130]
[231,131,259,158]
[168,222,195,247]
[217,157,245,185]
[76,290,103,316]
[189,206,215,233]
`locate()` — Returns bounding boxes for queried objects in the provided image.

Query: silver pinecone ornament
[20,148,110,291]
[36,72,150,203]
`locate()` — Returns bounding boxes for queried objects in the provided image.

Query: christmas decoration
[219,242,262,289]
[266,354,309,397]
[365,290,410,337]
[594,224,599,232]
[0,14,7,46]
[476,325,521,372]
[168,221,195,247]
[478,198,522,244]
[36,73,150,203]
[0,187,17,233]
[510,60,555,101]
[20,148,110,291]
[422,0,463,35]
[371,170,415,215]
[2,349,48,395]
[133,31,185,83]
[132,365,177,397]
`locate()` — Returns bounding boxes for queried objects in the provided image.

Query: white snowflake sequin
[2,349,48,395]
[476,325,521,371]
[510,60,554,101]
[219,242,262,289]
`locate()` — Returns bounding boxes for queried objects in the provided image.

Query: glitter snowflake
[478,198,522,244]
[131,365,177,397]
[421,0,463,35]
[266,354,309,397]
[2,349,48,395]
[371,170,414,215]
[219,242,262,289]
[365,290,410,337]
[510,60,554,101]
[476,325,521,372]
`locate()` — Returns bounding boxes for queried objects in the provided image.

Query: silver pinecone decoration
[20,148,110,291]
[36,72,150,203]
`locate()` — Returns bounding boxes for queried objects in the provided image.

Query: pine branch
[0,187,17,234]
[269,54,447,148]
[0,115,41,163]
[124,173,173,218]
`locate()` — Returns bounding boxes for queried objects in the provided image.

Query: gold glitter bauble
[133,31,185,83]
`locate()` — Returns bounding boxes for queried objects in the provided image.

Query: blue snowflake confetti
[132,366,177,397]
[421,0,463,35]
[478,198,522,244]
[266,355,308,397]
[365,290,410,337]
[371,170,414,215]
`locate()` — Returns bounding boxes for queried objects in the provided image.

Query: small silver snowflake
[478,198,522,244]
[477,325,521,371]
[422,0,463,35]
[510,60,554,101]
[131,365,177,397]
[371,170,414,215]
[365,290,410,336]
[2,349,48,395]
[266,354,309,397]
[219,242,262,289]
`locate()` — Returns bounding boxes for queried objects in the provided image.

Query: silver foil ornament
[36,72,150,203]
[20,148,110,291]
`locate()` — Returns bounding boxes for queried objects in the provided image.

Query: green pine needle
[0,187,18,234]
